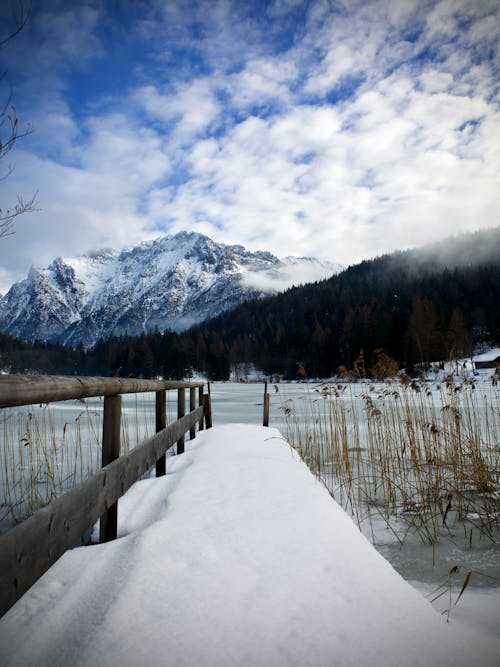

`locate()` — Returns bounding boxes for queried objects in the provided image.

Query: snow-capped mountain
[0,232,341,348]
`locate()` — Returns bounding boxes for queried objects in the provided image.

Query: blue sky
[0,0,499,292]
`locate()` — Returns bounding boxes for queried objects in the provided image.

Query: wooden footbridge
[0,375,233,617]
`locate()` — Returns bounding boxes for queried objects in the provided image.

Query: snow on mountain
[0,232,340,348]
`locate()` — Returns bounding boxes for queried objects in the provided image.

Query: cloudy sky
[0,0,499,292]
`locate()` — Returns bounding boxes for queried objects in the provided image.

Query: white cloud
[136,79,221,144]
[154,56,499,262]
[0,129,167,291]
[4,2,104,96]
[34,5,103,66]
[240,260,336,293]
[303,43,361,97]
[81,113,171,186]
[2,0,500,293]
[226,61,295,111]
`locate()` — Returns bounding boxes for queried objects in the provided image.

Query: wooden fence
[0,375,211,618]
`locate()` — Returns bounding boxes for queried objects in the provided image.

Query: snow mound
[0,425,498,667]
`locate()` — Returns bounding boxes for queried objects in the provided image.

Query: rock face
[0,232,340,348]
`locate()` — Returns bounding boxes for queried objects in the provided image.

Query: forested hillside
[1,228,499,379]
[191,244,499,378]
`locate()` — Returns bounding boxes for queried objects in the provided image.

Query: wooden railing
[0,375,211,617]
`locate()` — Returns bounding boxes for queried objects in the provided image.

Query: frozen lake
[1,380,499,601]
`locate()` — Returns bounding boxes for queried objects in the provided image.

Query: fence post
[177,387,185,454]
[155,389,167,476]
[100,394,122,542]
[198,385,204,431]
[203,393,212,429]
[189,387,196,440]
[263,381,270,427]
[0,377,213,617]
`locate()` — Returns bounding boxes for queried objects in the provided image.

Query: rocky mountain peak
[0,232,341,348]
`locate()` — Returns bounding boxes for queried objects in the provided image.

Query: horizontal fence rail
[0,375,210,618]
[0,375,204,408]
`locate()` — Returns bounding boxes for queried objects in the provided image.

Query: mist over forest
[1,228,499,380]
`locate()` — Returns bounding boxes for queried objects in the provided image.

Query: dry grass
[0,393,158,530]
[277,379,500,550]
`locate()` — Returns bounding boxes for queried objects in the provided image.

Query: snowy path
[0,425,498,667]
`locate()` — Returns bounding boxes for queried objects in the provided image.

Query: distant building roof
[475,357,500,369]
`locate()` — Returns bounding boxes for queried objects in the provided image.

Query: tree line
[1,246,499,380]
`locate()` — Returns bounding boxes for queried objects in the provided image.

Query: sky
[0,0,499,293]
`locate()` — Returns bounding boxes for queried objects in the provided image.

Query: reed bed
[277,380,500,553]
[0,393,158,532]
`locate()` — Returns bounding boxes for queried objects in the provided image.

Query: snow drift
[0,424,498,666]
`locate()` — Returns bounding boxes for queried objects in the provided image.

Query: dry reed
[278,379,500,550]
[0,392,158,531]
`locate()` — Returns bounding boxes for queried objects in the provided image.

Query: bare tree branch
[0,92,33,164]
[0,0,32,50]
[0,0,36,239]
[0,192,39,238]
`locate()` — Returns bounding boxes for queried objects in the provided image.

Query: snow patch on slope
[0,232,342,347]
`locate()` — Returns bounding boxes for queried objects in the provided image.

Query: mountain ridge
[1,227,499,379]
[0,232,340,348]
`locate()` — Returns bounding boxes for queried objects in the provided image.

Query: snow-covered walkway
[1,425,498,666]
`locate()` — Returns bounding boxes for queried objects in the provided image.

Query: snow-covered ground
[1,424,498,667]
[423,346,500,382]
[229,348,500,384]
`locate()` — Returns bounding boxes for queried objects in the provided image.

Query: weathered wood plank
[0,406,204,618]
[100,395,122,543]
[263,382,270,427]
[203,393,212,429]
[177,388,186,454]
[0,376,204,409]
[155,390,167,477]
[189,387,196,440]
[198,386,204,431]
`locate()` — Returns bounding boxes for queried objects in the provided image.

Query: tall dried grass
[278,379,500,550]
[0,393,158,531]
